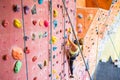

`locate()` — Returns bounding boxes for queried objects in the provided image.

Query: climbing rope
[21,0,29,80]
[49,0,53,80]
[63,0,66,79]
[62,0,92,80]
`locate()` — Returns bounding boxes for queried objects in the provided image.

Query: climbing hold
[2,20,9,27]
[51,36,57,44]
[78,14,83,19]
[13,5,20,12]
[38,64,43,69]
[39,20,43,26]
[53,46,57,51]
[12,46,23,60]
[49,74,52,77]
[42,32,48,38]
[24,47,30,54]
[63,34,67,39]
[31,4,37,15]
[13,19,22,28]
[38,32,43,39]
[24,6,29,14]
[14,60,22,73]
[52,69,57,74]
[32,33,36,40]
[53,20,58,29]
[53,10,58,18]
[56,61,58,64]
[78,28,82,33]
[60,29,62,33]
[38,0,43,4]
[56,75,59,79]
[33,77,37,80]
[87,14,93,20]
[44,20,49,27]
[53,55,56,59]
[32,20,37,25]
[77,23,82,28]
[44,60,47,66]
[23,36,29,41]
[57,4,59,8]
[2,54,8,61]
[67,28,71,33]
[32,56,37,62]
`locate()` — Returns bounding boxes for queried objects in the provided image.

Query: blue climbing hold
[64,34,67,39]
[53,46,57,51]
[38,0,43,4]
[53,20,58,29]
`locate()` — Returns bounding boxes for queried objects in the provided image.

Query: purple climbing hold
[13,5,20,12]
[24,6,29,14]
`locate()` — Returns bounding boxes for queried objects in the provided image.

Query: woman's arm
[68,35,78,51]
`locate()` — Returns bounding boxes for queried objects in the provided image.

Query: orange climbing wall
[76,8,98,39]
[76,0,112,10]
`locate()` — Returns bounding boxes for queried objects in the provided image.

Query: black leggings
[69,53,79,75]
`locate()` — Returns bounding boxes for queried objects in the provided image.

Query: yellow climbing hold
[52,36,57,44]
[52,69,57,74]
[87,14,93,20]
[67,28,71,33]
[56,74,60,79]
[14,19,22,28]
[53,9,58,18]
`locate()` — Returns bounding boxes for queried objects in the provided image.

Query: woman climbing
[66,33,83,78]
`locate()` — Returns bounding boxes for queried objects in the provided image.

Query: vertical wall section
[0,0,76,80]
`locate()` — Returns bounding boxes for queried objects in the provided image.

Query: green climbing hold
[14,60,22,73]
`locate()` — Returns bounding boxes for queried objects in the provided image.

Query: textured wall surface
[0,0,120,80]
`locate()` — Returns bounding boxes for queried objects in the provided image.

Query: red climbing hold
[24,47,30,54]
[2,54,8,61]
[32,56,37,62]
[60,30,62,33]
[32,20,37,25]
[44,20,49,27]
[2,20,9,27]
[33,77,37,80]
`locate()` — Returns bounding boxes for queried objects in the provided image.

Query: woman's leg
[70,59,74,75]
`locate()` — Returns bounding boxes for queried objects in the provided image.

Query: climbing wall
[0,0,27,80]
[81,0,120,80]
[0,0,76,80]
[76,8,98,39]
[23,1,49,80]
[51,0,76,80]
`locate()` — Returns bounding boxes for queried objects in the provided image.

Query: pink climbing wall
[1,0,120,80]
[0,0,27,80]
[0,0,75,80]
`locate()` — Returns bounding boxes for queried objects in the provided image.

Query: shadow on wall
[93,57,120,80]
